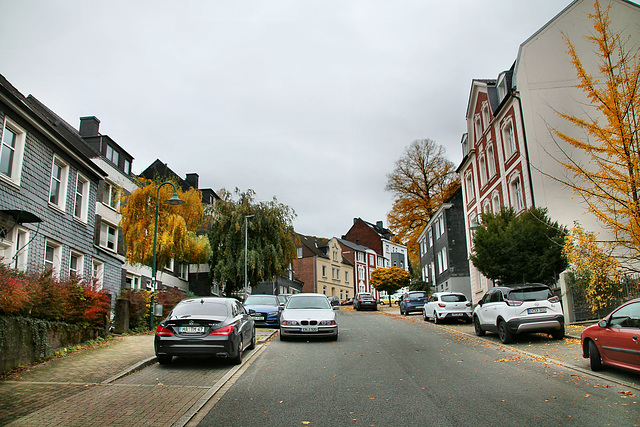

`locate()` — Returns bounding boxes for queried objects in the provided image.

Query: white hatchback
[423,292,473,324]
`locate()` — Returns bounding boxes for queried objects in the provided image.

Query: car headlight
[319,320,336,326]
[268,311,278,315]
[282,320,299,326]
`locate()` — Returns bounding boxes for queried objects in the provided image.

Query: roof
[0,74,107,180]
[337,238,372,253]
[297,233,330,258]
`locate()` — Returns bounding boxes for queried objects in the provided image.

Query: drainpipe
[512,90,536,208]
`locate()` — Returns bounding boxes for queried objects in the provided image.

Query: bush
[0,263,111,328]
[120,286,187,331]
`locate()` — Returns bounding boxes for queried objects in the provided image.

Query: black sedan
[154,297,255,365]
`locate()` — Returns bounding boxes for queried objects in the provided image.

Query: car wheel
[588,340,603,371]
[433,311,439,324]
[400,307,405,316]
[157,355,172,365]
[230,340,243,365]
[422,310,428,321]
[247,329,256,350]
[550,326,564,340]
[279,332,288,341]
[474,316,485,336]
[498,321,513,344]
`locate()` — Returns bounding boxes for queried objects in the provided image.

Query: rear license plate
[527,308,546,314]
[179,326,204,333]
[451,313,463,317]
[301,327,318,332]
[252,316,265,321]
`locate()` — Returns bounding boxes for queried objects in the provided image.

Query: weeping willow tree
[119,178,212,271]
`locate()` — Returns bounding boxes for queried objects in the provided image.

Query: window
[428,229,433,247]
[358,265,365,280]
[486,144,496,177]
[492,192,500,212]
[126,273,141,289]
[437,247,448,273]
[100,221,118,251]
[323,285,327,295]
[478,155,487,186]
[481,102,490,130]
[106,144,119,166]
[44,239,62,276]
[332,249,338,261]
[482,200,491,213]
[103,182,120,210]
[356,252,364,262]
[510,175,524,211]
[92,259,104,288]
[465,171,474,202]
[0,119,26,184]
[0,226,29,271]
[297,247,303,258]
[123,159,131,175]
[345,271,349,283]
[179,262,188,280]
[474,115,482,142]
[49,157,69,210]
[74,174,89,221]
[502,120,516,158]
[322,265,327,278]
[70,251,84,278]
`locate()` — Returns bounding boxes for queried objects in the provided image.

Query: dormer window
[497,72,509,102]
[481,102,490,130]
[106,144,119,166]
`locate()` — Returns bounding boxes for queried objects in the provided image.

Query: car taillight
[156,325,173,336]
[505,300,523,307]
[466,302,472,307]
[209,325,234,336]
[548,296,560,303]
[438,303,446,308]
[406,299,412,303]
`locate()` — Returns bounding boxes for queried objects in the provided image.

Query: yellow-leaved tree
[563,223,621,314]
[120,179,212,272]
[551,0,640,265]
[385,139,459,272]
[370,266,411,299]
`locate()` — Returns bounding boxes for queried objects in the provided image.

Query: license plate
[451,313,463,317]
[252,316,265,321]
[528,307,546,314]
[301,327,318,332]
[179,326,204,333]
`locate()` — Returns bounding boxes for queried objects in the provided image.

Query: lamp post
[244,214,255,300]
[150,182,185,330]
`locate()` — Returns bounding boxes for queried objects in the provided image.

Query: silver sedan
[279,293,339,341]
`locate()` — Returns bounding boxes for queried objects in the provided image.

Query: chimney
[79,116,100,137]
[185,173,199,189]
[376,221,383,229]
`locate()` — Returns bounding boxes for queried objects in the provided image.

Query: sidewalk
[0,329,277,426]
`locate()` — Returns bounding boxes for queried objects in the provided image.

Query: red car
[581,297,640,373]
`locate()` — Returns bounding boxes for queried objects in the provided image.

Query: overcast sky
[1,0,576,239]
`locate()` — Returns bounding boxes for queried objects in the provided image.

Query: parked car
[379,294,398,305]
[581,297,640,373]
[473,284,564,344]
[244,295,281,328]
[353,292,377,311]
[399,291,428,315]
[341,298,353,306]
[279,293,339,341]
[154,297,255,365]
[277,294,292,306]
[327,296,340,307]
[423,292,472,324]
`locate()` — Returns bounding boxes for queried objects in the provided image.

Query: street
[196,308,638,426]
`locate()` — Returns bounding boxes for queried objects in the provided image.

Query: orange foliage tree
[120,178,212,272]
[551,1,640,266]
[386,139,460,271]
[370,266,411,298]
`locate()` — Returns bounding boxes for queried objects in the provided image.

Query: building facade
[342,218,408,271]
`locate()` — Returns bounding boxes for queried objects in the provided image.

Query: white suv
[473,284,564,344]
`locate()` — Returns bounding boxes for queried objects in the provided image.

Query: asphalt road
[195,308,638,427]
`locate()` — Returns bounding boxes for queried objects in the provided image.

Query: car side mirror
[333,306,339,310]
[478,300,484,306]
[598,319,608,328]
[279,305,284,311]
[248,309,256,315]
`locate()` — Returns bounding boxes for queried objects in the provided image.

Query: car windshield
[171,301,228,317]
[277,295,289,304]
[287,296,331,309]
[507,287,552,302]
[408,292,427,299]
[245,296,278,305]
[441,294,467,302]
[359,294,373,300]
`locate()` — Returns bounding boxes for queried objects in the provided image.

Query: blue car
[244,295,281,328]
[399,291,429,316]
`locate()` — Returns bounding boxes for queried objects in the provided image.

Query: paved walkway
[0,330,275,426]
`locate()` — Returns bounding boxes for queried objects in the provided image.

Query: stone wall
[0,316,103,373]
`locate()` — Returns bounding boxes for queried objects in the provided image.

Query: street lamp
[150,182,185,330]
[244,214,255,300]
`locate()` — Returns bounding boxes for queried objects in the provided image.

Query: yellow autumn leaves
[119,179,212,271]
